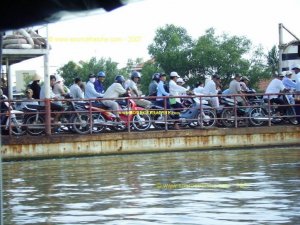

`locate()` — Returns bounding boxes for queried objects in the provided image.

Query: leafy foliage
[57,25,277,94]
[149,26,273,90]
[266,45,279,74]
[148,24,193,77]
[57,57,119,88]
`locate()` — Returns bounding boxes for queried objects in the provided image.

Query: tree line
[58,24,279,94]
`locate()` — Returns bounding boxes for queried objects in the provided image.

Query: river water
[2,148,300,225]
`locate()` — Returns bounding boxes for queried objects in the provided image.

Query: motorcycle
[248,93,298,126]
[85,97,152,133]
[24,98,90,135]
[0,96,25,135]
[151,96,217,130]
[219,97,250,127]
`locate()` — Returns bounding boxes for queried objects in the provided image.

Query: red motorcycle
[85,97,152,133]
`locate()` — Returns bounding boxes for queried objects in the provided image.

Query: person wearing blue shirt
[155,73,180,130]
[156,73,170,106]
[282,71,296,105]
[85,74,103,99]
[94,71,106,94]
[282,71,296,90]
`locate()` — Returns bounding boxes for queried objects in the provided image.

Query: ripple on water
[3,148,300,224]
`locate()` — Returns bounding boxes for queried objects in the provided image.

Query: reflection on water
[3,148,300,224]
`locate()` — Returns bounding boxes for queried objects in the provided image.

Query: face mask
[89,78,96,83]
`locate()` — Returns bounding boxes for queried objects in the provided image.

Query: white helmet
[177,78,184,84]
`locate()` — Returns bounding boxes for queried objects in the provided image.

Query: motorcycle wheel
[151,114,170,130]
[197,109,217,128]
[71,113,91,135]
[248,108,268,126]
[132,114,151,131]
[221,108,235,127]
[92,113,106,133]
[25,115,45,135]
[286,107,298,125]
[10,116,26,136]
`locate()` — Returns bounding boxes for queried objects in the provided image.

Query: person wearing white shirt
[264,74,287,115]
[291,64,300,123]
[203,75,221,108]
[155,73,180,129]
[102,75,127,119]
[193,81,205,95]
[39,75,64,126]
[291,65,300,92]
[169,72,188,104]
[168,72,188,130]
[264,74,286,100]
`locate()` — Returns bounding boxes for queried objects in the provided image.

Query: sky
[9,0,300,76]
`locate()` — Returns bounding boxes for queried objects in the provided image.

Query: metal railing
[0,92,299,136]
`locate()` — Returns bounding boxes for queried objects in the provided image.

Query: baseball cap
[285,71,293,76]
[291,64,300,70]
[170,71,180,78]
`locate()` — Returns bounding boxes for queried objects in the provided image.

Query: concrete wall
[1,126,300,161]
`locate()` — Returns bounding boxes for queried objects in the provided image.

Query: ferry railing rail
[0,92,299,136]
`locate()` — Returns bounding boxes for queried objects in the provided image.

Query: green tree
[266,45,279,74]
[192,28,252,87]
[57,57,120,88]
[56,61,80,86]
[245,45,271,90]
[148,24,194,78]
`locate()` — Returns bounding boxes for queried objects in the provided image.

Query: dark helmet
[97,71,106,78]
[88,73,96,78]
[131,71,141,80]
[152,73,160,82]
[115,75,125,84]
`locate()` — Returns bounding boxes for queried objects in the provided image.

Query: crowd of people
[2,64,299,131]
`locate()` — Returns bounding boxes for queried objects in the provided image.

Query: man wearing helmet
[94,71,106,94]
[102,75,128,119]
[125,71,151,108]
[148,72,160,97]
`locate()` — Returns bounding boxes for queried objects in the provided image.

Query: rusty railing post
[45,98,51,135]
